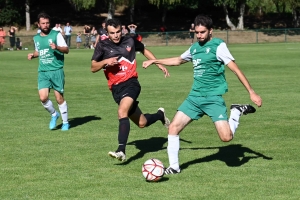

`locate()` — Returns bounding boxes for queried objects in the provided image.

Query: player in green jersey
[143,15,262,174]
[27,12,70,131]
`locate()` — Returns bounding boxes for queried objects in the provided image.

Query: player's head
[194,15,213,44]
[106,18,122,44]
[37,12,51,35]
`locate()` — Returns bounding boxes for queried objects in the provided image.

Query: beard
[41,27,50,35]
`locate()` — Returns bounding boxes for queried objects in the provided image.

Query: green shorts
[38,68,65,93]
[178,95,228,122]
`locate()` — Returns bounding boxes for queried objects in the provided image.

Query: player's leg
[52,69,69,131]
[165,111,192,174]
[129,106,170,128]
[38,72,60,130]
[108,96,133,161]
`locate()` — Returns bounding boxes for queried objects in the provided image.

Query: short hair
[37,12,51,23]
[194,15,213,30]
[106,18,121,30]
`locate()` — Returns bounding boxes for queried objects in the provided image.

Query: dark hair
[194,15,213,30]
[106,18,121,30]
[37,12,51,23]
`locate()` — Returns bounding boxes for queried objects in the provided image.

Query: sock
[145,111,163,127]
[228,108,241,136]
[116,117,130,154]
[167,135,180,171]
[58,101,68,124]
[41,99,56,116]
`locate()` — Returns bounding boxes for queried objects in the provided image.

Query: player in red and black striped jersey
[91,18,170,162]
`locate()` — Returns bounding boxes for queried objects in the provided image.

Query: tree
[0,0,23,25]
[214,0,248,30]
[25,0,30,31]
[148,0,181,24]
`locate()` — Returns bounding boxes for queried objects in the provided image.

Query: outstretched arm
[227,61,262,107]
[143,56,187,68]
[142,48,170,77]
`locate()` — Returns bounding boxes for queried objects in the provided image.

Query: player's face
[195,25,212,44]
[107,25,122,43]
[38,18,50,35]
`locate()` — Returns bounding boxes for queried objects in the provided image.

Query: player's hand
[250,92,262,107]
[158,65,170,78]
[49,43,56,50]
[27,53,34,60]
[142,60,154,69]
[106,57,119,67]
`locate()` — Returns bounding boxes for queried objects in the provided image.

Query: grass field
[0,43,299,200]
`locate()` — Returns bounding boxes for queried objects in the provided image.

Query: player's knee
[138,122,147,128]
[219,134,233,142]
[39,96,48,103]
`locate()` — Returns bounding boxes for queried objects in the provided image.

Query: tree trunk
[237,2,245,30]
[162,6,167,24]
[223,3,236,30]
[107,0,115,19]
[25,0,30,31]
[292,8,300,28]
[129,6,134,23]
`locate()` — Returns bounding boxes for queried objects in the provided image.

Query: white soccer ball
[142,158,165,182]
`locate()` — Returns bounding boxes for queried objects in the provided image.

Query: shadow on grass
[180,144,273,171]
[55,115,102,129]
[116,137,191,165]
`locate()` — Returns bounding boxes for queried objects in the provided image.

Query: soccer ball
[142,158,165,182]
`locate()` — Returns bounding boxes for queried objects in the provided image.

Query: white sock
[228,108,241,136]
[167,135,180,171]
[58,101,68,124]
[41,99,57,116]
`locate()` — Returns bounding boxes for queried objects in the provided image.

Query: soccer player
[91,18,170,162]
[27,12,70,131]
[142,15,263,174]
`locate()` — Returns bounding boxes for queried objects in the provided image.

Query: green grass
[0,43,300,200]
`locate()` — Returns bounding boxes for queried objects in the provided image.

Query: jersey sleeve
[134,39,145,52]
[56,32,68,47]
[180,48,192,61]
[91,42,104,61]
[216,42,235,65]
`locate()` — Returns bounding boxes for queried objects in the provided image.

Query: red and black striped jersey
[91,35,145,90]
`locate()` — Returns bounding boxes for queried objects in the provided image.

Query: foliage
[148,0,182,7]
[0,0,23,25]
[67,0,97,10]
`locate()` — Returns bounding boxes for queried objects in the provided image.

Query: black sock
[145,110,163,127]
[116,117,130,154]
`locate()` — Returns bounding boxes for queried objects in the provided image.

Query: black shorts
[111,77,141,116]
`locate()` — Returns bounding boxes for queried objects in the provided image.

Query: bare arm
[143,56,187,68]
[142,48,170,77]
[227,61,262,107]
[27,51,39,60]
[50,44,69,54]
[91,57,119,73]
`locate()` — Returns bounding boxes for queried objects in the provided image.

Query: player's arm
[91,57,119,73]
[217,43,262,107]
[142,48,190,68]
[142,48,170,77]
[50,32,69,54]
[227,61,262,107]
[28,50,39,60]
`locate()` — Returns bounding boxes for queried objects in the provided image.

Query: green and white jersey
[33,30,67,72]
[181,38,234,96]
